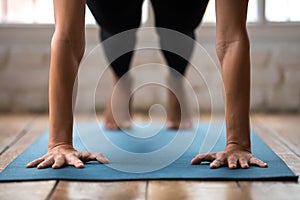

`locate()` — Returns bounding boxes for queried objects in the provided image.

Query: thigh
[86,0,144,33]
[151,0,209,32]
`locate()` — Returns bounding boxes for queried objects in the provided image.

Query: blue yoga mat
[0,122,298,181]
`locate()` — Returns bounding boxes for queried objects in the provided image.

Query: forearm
[191,0,267,169]
[215,0,251,151]
[218,36,251,151]
[48,35,84,149]
[47,0,86,149]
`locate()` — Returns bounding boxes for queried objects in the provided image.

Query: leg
[151,0,209,129]
[99,28,136,129]
[86,0,143,129]
[157,30,195,129]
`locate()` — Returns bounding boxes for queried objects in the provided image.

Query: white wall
[0,24,300,113]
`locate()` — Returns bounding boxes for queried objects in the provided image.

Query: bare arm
[192,0,267,169]
[27,0,108,169]
[48,0,85,149]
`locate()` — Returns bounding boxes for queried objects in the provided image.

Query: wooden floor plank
[252,115,300,175]
[50,181,147,200]
[0,114,35,154]
[147,181,248,200]
[0,181,56,200]
[0,116,48,171]
[239,181,300,200]
[255,114,300,156]
[237,115,300,200]
[0,115,56,200]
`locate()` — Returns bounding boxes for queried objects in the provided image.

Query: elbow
[51,30,85,64]
[216,31,250,64]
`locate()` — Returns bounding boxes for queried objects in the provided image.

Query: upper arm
[215,0,249,42]
[53,0,86,40]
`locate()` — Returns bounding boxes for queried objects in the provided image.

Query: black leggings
[86,0,209,77]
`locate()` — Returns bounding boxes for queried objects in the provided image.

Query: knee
[156,28,195,52]
[156,27,194,39]
[100,13,141,36]
[100,26,138,42]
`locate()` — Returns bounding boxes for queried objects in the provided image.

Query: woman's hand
[191,144,268,169]
[26,144,109,169]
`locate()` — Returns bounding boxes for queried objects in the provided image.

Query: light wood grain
[0,115,56,200]
[0,116,48,171]
[252,115,300,175]
[0,114,35,154]
[50,181,147,200]
[237,115,300,200]
[147,181,248,200]
[255,114,300,156]
[0,181,56,200]
[239,181,300,200]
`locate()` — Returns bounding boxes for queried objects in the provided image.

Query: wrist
[225,116,251,151]
[226,141,251,153]
[48,142,73,151]
[48,127,73,150]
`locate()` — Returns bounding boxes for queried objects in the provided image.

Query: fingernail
[103,157,110,164]
[76,164,84,168]
[78,163,84,167]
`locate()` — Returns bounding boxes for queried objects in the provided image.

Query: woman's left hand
[191,144,268,169]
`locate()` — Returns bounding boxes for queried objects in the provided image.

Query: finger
[249,157,268,168]
[227,156,238,169]
[238,157,249,169]
[191,153,216,165]
[210,159,224,169]
[66,155,84,168]
[95,153,109,164]
[37,158,54,169]
[26,157,44,168]
[75,152,91,162]
[79,152,109,164]
[52,155,65,169]
[79,152,96,162]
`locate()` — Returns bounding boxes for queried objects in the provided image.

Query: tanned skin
[26,0,267,169]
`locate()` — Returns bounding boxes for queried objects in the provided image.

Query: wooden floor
[0,114,299,200]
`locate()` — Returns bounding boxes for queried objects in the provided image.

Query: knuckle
[98,153,104,156]
[214,159,223,165]
[66,157,76,164]
[70,157,79,163]
[55,154,64,159]
[218,152,227,159]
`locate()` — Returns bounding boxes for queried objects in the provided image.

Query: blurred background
[0,0,299,114]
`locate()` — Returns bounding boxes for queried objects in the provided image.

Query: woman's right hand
[26,144,109,169]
